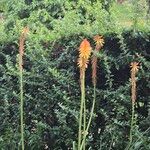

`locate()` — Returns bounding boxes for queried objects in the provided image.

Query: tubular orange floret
[78,39,92,69]
[130,62,139,104]
[92,35,104,85]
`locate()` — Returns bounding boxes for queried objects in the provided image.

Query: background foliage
[0,0,150,149]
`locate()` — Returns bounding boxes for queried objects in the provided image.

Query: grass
[111,1,150,31]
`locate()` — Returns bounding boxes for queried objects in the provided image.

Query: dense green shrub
[0,0,150,149]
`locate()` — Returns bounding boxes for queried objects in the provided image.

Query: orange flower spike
[22,26,29,35]
[130,62,139,74]
[92,35,104,85]
[19,27,29,56]
[79,39,92,59]
[130,62,139,104]
[19,27,29,70]
[78,39,92,69]
[91,55,97,85]
[93,35,104,50]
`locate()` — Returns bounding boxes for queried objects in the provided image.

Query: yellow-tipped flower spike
[79,39,91,59]
[22,26,29,35]
[93,35,104,48]
[78,39,92,69]
[130,62,139,74]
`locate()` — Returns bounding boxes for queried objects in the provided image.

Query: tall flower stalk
[19,27,28,150]
[79,35,104,150]
[127,62,139,149]
[77,39,91,150]
[92,35,104,86]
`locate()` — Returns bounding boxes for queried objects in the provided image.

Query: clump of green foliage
[0,0,150,149]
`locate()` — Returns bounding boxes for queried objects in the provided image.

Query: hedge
[0,0,150,149]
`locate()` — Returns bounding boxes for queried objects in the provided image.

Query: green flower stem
[129,103,135,149]
[19,57,24,150]
[83,93,86,150]
[78,70,85,150]
[80,84,96,150]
